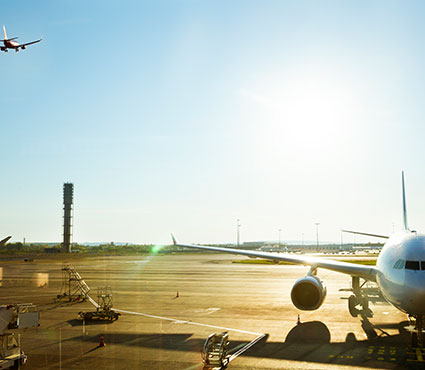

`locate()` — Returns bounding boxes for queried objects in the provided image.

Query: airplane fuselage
[3,40,19,49]
[376,232,425,315]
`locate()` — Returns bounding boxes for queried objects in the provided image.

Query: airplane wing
[20,39,42,48]
[0,236,11,247]
[171,234,377,282]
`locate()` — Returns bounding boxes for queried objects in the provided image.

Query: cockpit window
[405,260,420,270]
[393,259,405,269]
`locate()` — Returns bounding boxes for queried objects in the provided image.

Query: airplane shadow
[68,318,115,327]
[65,319,421,368]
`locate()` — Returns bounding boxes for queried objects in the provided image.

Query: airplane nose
[404,274,425,314]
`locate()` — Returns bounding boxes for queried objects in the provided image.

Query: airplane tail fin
[402,171,410,231]
[3,25,6,40]
[0,236,11,247]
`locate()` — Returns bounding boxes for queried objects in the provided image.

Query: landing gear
[408,315,425,347]
[348,295,360,317]
[348,277,373,318]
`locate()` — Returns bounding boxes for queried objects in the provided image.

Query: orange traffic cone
[99,334,106,347]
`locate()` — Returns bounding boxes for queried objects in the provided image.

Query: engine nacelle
[290,275,327,311]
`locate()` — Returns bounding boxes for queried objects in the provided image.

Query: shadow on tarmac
[68,318,115,326]
[65,319,424,368]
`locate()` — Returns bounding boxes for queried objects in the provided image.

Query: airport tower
[62,183,73,253]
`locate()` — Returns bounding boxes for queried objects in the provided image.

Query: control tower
[62,183,73,253]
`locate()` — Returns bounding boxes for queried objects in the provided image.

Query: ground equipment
[0,304,39,369]
[201,332,230,369]
[57,263,90,302]
[78,286,120,321]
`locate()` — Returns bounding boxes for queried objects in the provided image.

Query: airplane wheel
[348,295,359,317]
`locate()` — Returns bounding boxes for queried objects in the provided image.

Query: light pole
[278,229,282,248]
[237,219,241,248]
[315,222,320,251]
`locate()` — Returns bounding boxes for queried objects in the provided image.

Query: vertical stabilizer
[3,26,7,40]
[402,171,409,231]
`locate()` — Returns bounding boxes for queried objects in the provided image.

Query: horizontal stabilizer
[341,229,389,239]
[0,236,12,246]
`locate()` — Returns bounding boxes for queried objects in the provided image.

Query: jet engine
[290,275,327,310]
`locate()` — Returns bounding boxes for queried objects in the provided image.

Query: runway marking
[113,308,263,336]
[113,306,266,368]
[407,348,425,362]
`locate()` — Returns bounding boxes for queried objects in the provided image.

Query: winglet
[3,25,7,40]
[171,233,177,245]
[402,171,409,231]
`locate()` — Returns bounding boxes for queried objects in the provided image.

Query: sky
[2,1,425,245]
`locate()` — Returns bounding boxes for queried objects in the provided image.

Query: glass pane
[405,260,420,270]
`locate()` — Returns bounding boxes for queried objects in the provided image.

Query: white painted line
[113,308,263,336]
[87,292,267,364]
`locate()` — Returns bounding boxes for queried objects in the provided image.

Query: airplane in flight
[1,26,41,52]
[172,172,425,346]
[0,236,11,247]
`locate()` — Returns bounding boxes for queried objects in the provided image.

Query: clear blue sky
[2,1,425,245]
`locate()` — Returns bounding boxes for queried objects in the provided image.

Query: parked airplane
[1,26,41,52]
[172,172,425,346]
[0,236,11,247]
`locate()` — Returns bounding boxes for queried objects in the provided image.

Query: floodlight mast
[236,219,241,248]
[315,222,320,250]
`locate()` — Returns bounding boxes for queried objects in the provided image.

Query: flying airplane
[0,236,11,247]
[1,26,41,52]
[172,172,425,347]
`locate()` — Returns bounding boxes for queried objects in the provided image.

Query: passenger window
[421,261,425,270]
[405,261,420,270]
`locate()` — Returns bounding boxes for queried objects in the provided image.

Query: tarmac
[0,253,422,369]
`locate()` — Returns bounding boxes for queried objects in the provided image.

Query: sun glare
[243,73,357,161]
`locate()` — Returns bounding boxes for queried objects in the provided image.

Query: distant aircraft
[173,172,425,347]
[1,26,41,52]
[0,236,11,247]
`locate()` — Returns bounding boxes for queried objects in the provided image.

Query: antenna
[402,171,409,231]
